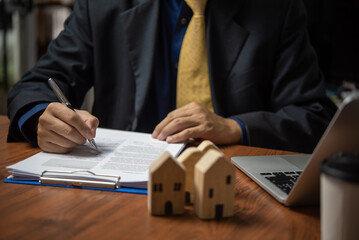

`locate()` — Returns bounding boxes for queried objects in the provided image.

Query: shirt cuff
[228,116,248,145]
[18,103,49,145]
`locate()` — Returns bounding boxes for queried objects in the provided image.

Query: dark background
[1,0,358,90]
[303,0,359,88]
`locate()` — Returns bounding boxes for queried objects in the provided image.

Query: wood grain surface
[0,115,320,240]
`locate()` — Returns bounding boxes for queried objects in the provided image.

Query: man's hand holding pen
[37,102,99,153]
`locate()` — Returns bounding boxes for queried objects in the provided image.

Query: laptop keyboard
[260,171,302,194]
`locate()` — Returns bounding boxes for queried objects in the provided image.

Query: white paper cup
[321,153,359,240]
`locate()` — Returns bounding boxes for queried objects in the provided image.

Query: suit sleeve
[7,0,93,142]
[235,0,337,153]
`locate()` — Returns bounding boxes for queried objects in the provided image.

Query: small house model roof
[177,147,203,164]
[149,151,185,173]
[195,149,228,173]
[197,140,220,152]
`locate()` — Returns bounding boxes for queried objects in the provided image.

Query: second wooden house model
[194,149,235,219]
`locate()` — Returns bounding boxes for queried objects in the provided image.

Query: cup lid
[321,152,359,183]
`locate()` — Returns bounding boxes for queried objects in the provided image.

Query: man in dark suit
[7,0,337,153]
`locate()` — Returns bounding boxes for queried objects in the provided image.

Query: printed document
[6,128,185,189]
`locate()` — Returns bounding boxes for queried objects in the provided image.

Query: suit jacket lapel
[120,0,160,130]
[207,0,248,115]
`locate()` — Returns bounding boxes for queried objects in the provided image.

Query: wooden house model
[197,140,220,154]
[148,151,186,215]
[177,147,204,204]
[194,149,235,219]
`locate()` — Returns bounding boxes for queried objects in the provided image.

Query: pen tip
[89,139,98,150]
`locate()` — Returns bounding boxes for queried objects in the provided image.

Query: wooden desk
[0,115,320,239]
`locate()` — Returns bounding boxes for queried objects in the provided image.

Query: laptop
[231,92,359,206]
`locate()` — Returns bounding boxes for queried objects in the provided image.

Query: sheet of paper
[6,128,185,188]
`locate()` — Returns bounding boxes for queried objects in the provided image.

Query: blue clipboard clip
[40,170,121,189]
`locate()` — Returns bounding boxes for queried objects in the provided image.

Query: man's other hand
[152,102,242,145]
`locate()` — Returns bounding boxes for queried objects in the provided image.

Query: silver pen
[48,78,98,150]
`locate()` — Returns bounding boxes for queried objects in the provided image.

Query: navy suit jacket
[7,0,337,153]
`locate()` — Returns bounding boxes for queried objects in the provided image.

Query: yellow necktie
[176,0,214,112]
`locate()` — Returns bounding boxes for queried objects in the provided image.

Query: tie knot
[185,0,207,16]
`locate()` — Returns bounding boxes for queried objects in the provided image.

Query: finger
[48,103,93,139]
[166,125,205,143]
[152,110,182,138]
[77,110,99,138]
[156,116,199,141]
[38,124,82,148]
[38,108,87,145]
[38,139,74,154]
[152,105,195,138]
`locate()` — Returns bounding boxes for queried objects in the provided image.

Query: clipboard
[4,169,147,194]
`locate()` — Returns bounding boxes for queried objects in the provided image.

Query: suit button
[181,18,187,25]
